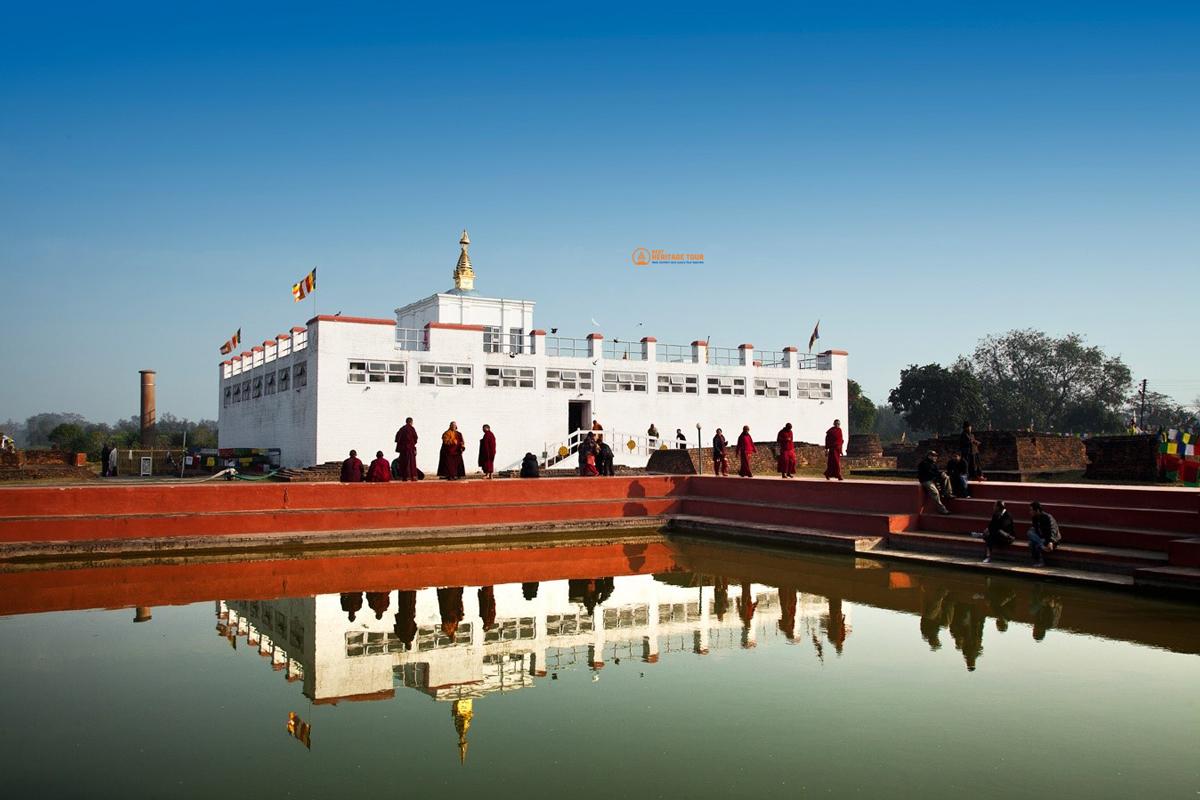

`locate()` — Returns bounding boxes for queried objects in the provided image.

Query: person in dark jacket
[520,452,540,478]
[971,500,1014,563]
[1027,501,1061,566]
[917,451,954,514]
[597,440,615,476]
[578,432,599,476]
[960,421,983,480]
[100,443,112,477]
[339,449,364,482]
[712,428,729,476]
[676,428,688,449]
[946,452,971,497]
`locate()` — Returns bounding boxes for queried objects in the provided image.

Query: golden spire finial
[452,698,474,765]
[453,229,475,292]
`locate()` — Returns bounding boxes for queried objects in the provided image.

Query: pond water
[1,533,1197,799]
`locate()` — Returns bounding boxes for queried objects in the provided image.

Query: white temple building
[217,231,849,471]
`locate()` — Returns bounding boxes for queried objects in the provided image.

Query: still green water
[0,536,1196,799]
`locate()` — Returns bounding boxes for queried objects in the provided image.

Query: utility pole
[1138,379,1148,431]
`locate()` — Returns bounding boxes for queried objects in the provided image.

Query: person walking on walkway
[340,449,364,482]
[777,423,796,478]
[478,424,496,478]
[824,419,844,481]
[736,426,755,477]
[917,451,953,514]
[394,417,419,481]
[712,428,729,476]
[971,500,1014,563]
[1027,501,1061,567]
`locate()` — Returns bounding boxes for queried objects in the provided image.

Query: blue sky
[2,2,1197,423]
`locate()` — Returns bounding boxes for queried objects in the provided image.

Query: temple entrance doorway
[567,401,591,436]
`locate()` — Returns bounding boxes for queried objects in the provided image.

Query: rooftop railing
[706,346,742,366]
[545,336,590,358]
[602,339,645,361]
[655,343,693,363]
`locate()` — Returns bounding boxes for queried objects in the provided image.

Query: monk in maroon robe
[477,586,497,630]
[776,423,796,478]
[394,417,418,481]
[736,426,755,477]
[339,450,364,482]
[366,451,392,482]
[478,424,497,478]
[394,590,418,649]
[340,591,363,622]
[824,419,845,481]
[437,587,465,638]
[365,590,390,619]
[437,422,467,480]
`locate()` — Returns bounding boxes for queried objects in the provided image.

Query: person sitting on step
[971,500,1014,563]
[1027,501,1061,567]
[917,451,954,515]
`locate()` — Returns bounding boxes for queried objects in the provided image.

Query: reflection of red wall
[0,540,680,616]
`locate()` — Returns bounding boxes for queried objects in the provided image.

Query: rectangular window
[485,365,535,388]
[252,377,263,398]
[545,369,593,390]
[483,326,501,353]
[232,383,242,403]
[348,360,367,383]
[353,360,406,384]
[293,361,307,388]
[509,327,525,353]
[278,367,290,392]
[265,372,276,395]
[602,371,648,393]
[796,379,833,399]
[754,378,790,398]
[706,376,746,396]
[657,373,699,394]
[386,362,405,383]
[418,363,473,387]
[224,386,232,407]
[241,380,251,399]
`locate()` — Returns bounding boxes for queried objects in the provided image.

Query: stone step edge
[920,513,1191,539]
[889,530,1169,563]
[668,515,882,554]
[0,516,673,561]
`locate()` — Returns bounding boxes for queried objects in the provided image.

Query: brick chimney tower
[139,370,157,447]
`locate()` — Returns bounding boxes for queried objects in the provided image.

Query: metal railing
[706,346,741,366]
[655,342,693,363]
[545,336,590,358]
[602,339,644,361]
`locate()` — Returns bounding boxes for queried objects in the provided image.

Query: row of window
[335,360,833,398]
[224,362,307,406]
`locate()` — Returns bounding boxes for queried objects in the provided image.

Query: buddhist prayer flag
[292,268,316,302]
[219,328,242,355]
[808,320,820,352]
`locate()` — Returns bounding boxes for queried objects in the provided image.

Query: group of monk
[338,418,498,483]
[711,419,845,480]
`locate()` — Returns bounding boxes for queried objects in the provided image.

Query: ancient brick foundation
[896,432,1086,474]
[1084,435,1160,482]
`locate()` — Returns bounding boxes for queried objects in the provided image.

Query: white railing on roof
[545,336,590,358]
[395,327,428,351]
[706,346,741,366]
[655,343,693,363]
[602,339,644,361]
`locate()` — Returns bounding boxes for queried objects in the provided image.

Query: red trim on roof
[530,329,547,336]
[691,340,707,346]
[426,322,486,331]
[587,332,604,340]
[252,346,264,352]
[640,336,657,343]
[240,351,253,359]
[738,343,754,349]
[276,333,291,340]
[823,349,849,355]
[262,340,275,347]
[221,360,232,366]
[290,326,306,333]
[307,314,393,326]
[783,346,798,352]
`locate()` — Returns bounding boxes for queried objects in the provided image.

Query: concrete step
[679,496,916,536]
[967,481,1199,512]
[688,475,922,514]
[1133,565,1200,594]
[668,515,883,553]
[939,496,1198,534]
[918,512,1186,553]
[1166,538,1200,568]
[888,529,1169,575]
[0,496,686,542]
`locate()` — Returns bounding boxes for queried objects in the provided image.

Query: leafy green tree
[888,362,984,436]
[1129,390,1195,432]
[847,380,876,434]
[971,330,1130,432]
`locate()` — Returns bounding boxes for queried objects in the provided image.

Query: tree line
[1,412,219,457]
[849,329,1196,439]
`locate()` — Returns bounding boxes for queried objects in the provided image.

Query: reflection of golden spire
[452,698,473,765]
[453,229,475,292]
